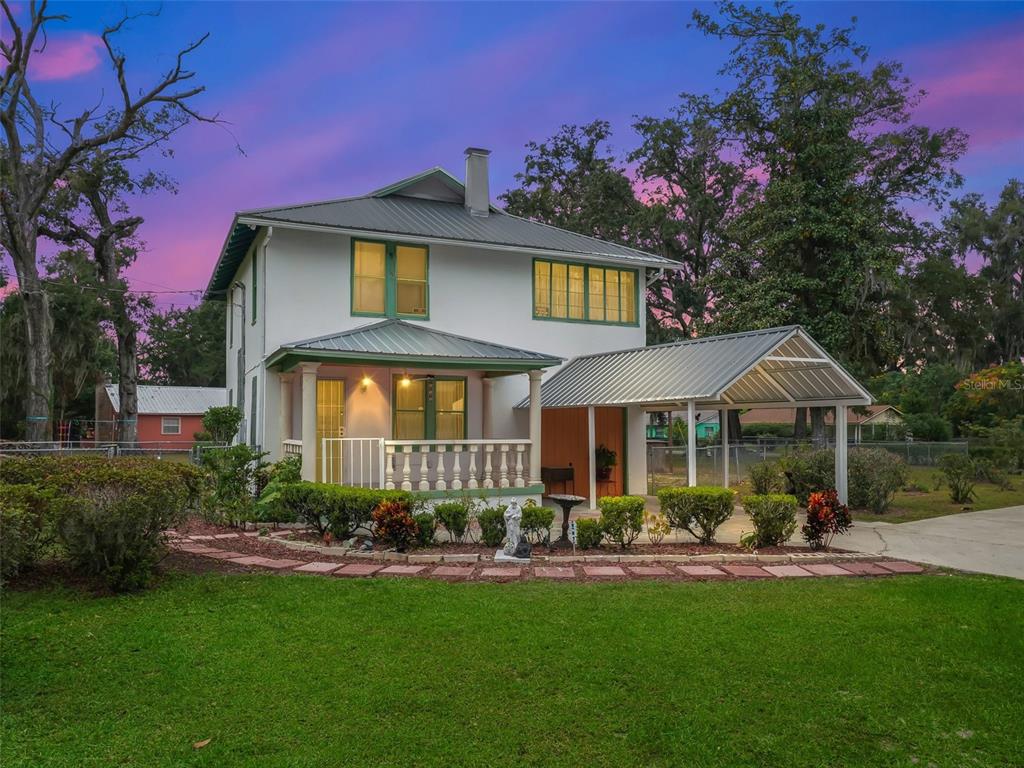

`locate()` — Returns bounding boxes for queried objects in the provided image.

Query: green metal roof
[266,319,562,372]
[205,168,674,299]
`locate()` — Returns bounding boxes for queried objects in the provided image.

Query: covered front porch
[266,319,561,497]
[521,325,873,508]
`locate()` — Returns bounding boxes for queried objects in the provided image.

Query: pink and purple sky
[5,1,1023,308]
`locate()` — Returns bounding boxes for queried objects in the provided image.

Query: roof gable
[370,167,466,203]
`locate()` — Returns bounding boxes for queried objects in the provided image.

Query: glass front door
[316,379,345,482]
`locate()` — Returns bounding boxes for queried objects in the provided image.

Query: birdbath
[547,494,587,549]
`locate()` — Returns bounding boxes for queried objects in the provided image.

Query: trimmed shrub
[748,461,783,495]
[575,518,604,549]
[973,457,1012,490]
[597,495,645,549]
[0,483,55,581]
[657,486,734,544]
[278,484,409,538]
[201,405,243,444]
[477,505,507,548]
[801,490,852,551]
[521,503,555,545]
[778,449,835,505]
[435,500,472,543]
[848,448,908,514]
[372,499,417,551]
[741,494,798,548]
[939,454,976,504]
[412,512,436,547]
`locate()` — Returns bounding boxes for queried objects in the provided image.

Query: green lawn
[3,573,1023,767]
[857,465,1024,523]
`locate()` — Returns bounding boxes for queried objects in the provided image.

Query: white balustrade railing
[384,439,531,492]
[296,437,532,492]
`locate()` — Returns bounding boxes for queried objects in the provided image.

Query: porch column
[278,372,293,459]
[626,406,647,496]
[300,362,320,482]
[527,370,542,485]
[835,404,849,505]
[721,408,729,488]
[587,405,597,510]
[482,377,494,439]
[687,400,697,487]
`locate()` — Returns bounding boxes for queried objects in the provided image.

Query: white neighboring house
[205,147,872,507]
[205,148,672,502]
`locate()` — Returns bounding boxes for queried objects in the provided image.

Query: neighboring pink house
[94,384,227,448]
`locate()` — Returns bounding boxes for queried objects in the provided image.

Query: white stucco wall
[230,224,647,451]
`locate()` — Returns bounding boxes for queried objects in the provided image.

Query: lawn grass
[3,573,1023,767]
[857,465,1024,523]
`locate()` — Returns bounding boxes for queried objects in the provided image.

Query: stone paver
[432,566,473,578]
[534,567,575,579]
[582,566,626,578]
[762,565,813,578]
[261,558,305,570]
[188,534,217,541]
[378,565,426,576]
[721,564,770,578]
[802,563,854,576]
[629,566,672,577]
[334,563,382,577]
[203,550,250,560]
[212,533,240,539]
[179,544,225,554]
[480,567,521,578]
[228,555,279,567]
[841,561,890,576]
[677,565,727,577]
[293,561,343,574]
[877,560,925,574]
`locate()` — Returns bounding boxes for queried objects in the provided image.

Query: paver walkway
[169,539,926,582]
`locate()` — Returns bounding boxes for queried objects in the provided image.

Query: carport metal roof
[516,326,871,410]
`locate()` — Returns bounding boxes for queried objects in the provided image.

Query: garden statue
[497,500,531,562]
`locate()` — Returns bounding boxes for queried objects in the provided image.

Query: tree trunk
[728,410,742,442]
[810,407,826,447]
[793,407,807,441]
[116,323,139,445]
[18,274,54,444]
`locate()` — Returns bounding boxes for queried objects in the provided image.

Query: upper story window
[352,239,429,319]
[533,259,638,325]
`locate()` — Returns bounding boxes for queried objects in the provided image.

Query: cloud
[29,32,104,81]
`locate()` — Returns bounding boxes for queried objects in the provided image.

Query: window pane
[568,265,585,319]
[396,245,428,316]
[551,263,568,318]
[394,378,426,440]
[606,270,620,323]
[534,261,551,317]
[435,379,466,440]
[620,270,636,323]
[353,241,386,314]
[588,267,605,321]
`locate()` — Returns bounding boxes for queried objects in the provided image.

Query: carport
[519,325,872,509]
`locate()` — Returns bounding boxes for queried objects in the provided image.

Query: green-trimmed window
[533,259,637,324]
[352,239,428,318]
[393,376,466,440]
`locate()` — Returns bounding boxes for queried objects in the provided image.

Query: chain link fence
[647,439,971,493]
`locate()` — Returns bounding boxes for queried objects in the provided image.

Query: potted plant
[595,444,617,480]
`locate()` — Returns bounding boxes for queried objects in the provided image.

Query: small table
[547,493,587,549]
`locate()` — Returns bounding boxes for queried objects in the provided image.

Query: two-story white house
[204,148,675,504]
[205,147,872,509]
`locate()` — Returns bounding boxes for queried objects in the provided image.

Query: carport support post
[300,362,320,482]
[721,408,729,488]
[687,400,697,487]
[835,404,848,505]
[587,405,597,510]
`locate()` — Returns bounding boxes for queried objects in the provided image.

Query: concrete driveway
[836,506,1024,579]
